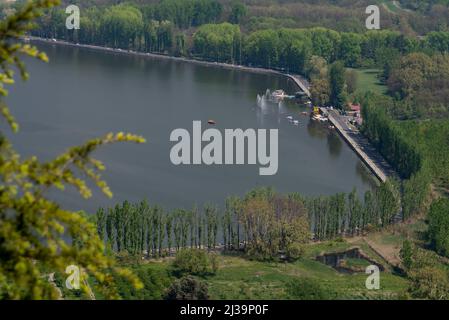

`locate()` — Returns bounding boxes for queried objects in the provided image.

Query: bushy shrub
[171,249,218,276]
[115,267,171,300]
[409,267,449,300]
[165,276,209,300]
[285,243,305,261]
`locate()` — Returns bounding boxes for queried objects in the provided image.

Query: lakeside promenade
[28,37,311,95]
[322,108,396,183]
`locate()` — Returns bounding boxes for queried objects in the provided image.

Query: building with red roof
[349,103,361,112]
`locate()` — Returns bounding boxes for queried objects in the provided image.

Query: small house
[347,103,361,118]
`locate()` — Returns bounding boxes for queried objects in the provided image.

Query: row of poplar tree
[96,201,220,257]
[361,93,432,222]
[306,182,401,241]
[95,179,405,257]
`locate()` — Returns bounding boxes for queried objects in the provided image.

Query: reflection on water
[327,131,342,158]
[307,120,328,139]
[7,42,375,212]
[356,162,379,190]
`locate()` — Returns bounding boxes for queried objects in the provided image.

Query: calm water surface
[7,42,375,212]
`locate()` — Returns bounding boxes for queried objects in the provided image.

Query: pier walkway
[323,108,396,183]
[286,74,311,98]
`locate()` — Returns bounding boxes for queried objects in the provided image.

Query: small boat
[272,89,287,99]
[286,116,293,121]
[329,125,335,129]
[301,112,308,116]
[208,120,216,125]
[293,120,299,125]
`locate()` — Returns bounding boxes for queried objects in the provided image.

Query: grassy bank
[350,68,388,96]
[104,238,409,300]
[56,210,449,300]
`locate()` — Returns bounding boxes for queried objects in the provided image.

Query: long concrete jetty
[323,108,396,183]
[286,74,311,98]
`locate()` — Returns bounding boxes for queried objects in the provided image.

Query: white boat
[272,90,287,99]
[293,120,299,125]
[286,116,293,121]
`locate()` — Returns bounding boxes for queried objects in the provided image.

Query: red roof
[349,103,361,112]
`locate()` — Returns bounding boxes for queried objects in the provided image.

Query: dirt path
[346,235,401,267]
[363,237,401,267]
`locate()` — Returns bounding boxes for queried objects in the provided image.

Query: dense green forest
[5,0,449,35]
[354,38,449,302]
[360,51,449,190]
[12,0,449,108]
[399,0,449,12]
[18,1,449,73]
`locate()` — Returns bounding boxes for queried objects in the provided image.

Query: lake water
[7,42,375,213]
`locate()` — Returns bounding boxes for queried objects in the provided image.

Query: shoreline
[28,36,311,95]
[28,37,390,182]
[323,108,396,183]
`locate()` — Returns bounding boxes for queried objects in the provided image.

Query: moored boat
[272,89,287,99]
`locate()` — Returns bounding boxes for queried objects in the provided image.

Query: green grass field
[116,239,409,300]
[77,216,449,301]
[205,254,408,300]
[78,221,443,301]
[349,68,388,96]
